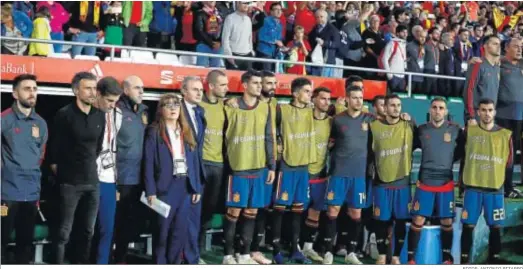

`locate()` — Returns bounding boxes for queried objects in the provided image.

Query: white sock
[303,242,314,250]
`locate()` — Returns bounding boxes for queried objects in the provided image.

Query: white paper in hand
[140,192,171,218]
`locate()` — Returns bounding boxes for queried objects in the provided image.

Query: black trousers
[52,183,100,264]
[123,24,147,47]
[199,164,225,251]
[147,32,172,50]
[113,184,143,263]
[225,52,253,71]
[496,118,522,194]
[1,200,38,264]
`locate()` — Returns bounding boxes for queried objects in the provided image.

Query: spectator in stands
[28,6,53,57]
[194,1,224,68]
[294,1,316,36]
[222,1,254,71]
[286,25,311,75]
[393,7,409,26]
[361,14,385,79]
[1,74,47,265]
[174,2,198,65]
[407,26,426,94]
[68,2,106,57]
[122,1,152,47]
[13,1,34,20]
[113,76,148,264]
[423,27,441,95]
[257,2,284,72]
[381,24,408,93]
[251,1,266,46]
[36,1,69,53]
[435,16,448,31]
[438,32,458,96]
[471,24,485,57]
[50,72,106,264]
[309,9,340,77]
[102,1,124,56]
[148,1,176,50]
[1,4,33,55]
[454,28,473,96]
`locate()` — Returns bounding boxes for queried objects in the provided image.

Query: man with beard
[1,74,48,264]
[301,87,332,264]
[198,70,229,263]
[50,72,106,264]
[322,86,375,265]
[423,27,441,95]
[370,94,416,265]
[408,98,464,265]
[222,70,276,264]
[460,99,512,264]
[463,35,501,126]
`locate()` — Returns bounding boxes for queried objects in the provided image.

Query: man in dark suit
[438,32,458,96]
[453,29,472,97]
[180,76,207,264]
[308,9,340,76]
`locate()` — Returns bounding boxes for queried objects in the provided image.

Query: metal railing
[1,36,466,97]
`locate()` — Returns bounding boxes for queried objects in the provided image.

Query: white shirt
[97,108,122,183]
[167,126,188,175]
[184,99,198,135]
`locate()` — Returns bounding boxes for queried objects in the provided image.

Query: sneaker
[368,234,380,260]
[290,251,312,264]
[336,247,348,256]
[235,253,240,262]
[251,251,272,265]
[303,248,323,263]
[345,252,363,264]
[391,256,401,265]
[198,258,207,264]
[222,255,238,264]
[273,252,286,264]
[356,250,364,259]
[323,252,334,265]
[376,255,387,265]
[237,254,259,264]
[408,260,416,265]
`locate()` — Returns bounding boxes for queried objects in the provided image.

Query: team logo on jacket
[413,201,420,211]
[281,191,289,201]
[361,122,368,131]
[373,207,380,217]
[142,112,148,125]
[32,124,40,138]
[233,192,240,203]
[443,132,451,142]
[462,210,468,220]
[327,191,334,201]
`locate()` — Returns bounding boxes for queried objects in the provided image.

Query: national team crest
[443,132,451,142]
[327,191,335,201]
[361,122,368,131]
[31,124,40,138]
[462,210,468,219]
[281,191,289,201]
[414,201,420,211]
[0,204,8,217]
[233,192,240,203]
[142,112,148,125]
[374,207,380,217]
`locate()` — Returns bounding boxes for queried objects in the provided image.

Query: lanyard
[163,127,185,157]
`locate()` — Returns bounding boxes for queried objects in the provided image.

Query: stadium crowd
[1,0,523,267]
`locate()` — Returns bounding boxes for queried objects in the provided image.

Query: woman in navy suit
[143,93,203,264]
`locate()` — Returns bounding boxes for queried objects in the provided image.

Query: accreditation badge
[361,122,368,131]
[142,112,148,125]
[443,132,451,142]
[32,124,40,138]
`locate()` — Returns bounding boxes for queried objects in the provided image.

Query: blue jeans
[94,182,116,264]
[50,32,64,53]
[196,43,223,68]
[72,32,98,57]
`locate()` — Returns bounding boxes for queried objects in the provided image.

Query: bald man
[113,75,150,263]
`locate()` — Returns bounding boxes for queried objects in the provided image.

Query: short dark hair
[393,7,406,22]
[261,70,276,79]
[241,70,262,84]
[12,74,37,91]
[291,77,312,94]
[97,76,123,97]
[436,16,446,25]
[458,28,469,35]
[396,24,408,34]
[372,95,385,106]
[312,87,331,98]
[72,72,97,90]
[270,2,281,10]
[430,96,447,106]
[473,24,484,31]
[206,69,227,85]
[345,85,362,96]
[478,98,495,107]
[345,75,363,89]
[483,34,500,46]
[428,27,439,35]
[384,94,401,105]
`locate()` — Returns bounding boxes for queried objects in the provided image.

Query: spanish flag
[493,7,523,32]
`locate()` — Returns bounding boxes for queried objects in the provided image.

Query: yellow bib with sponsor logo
[225,101,269,171]
[200,99,226,163]
[463,125,511,189]
[280,104,317,166]
[370,120,413,183]
[308,115,332,175]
